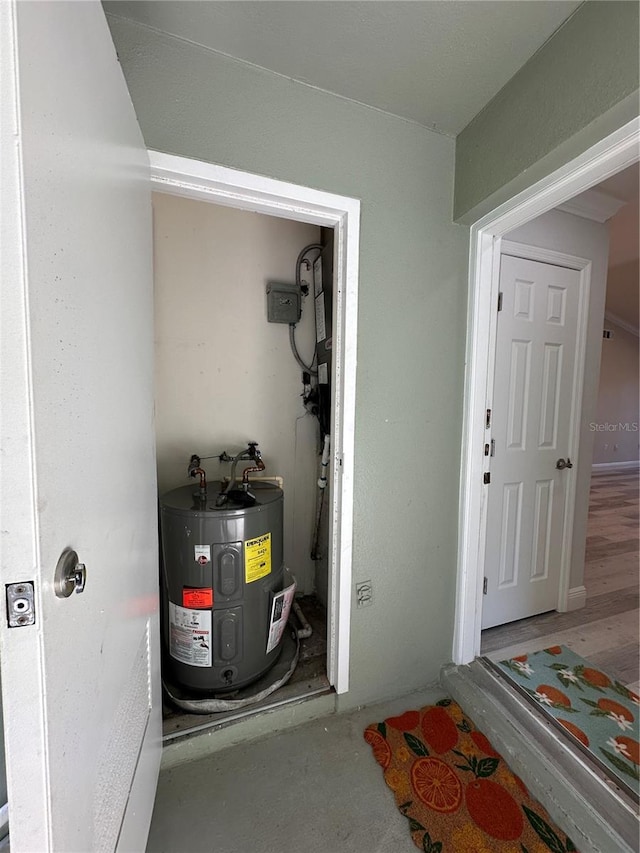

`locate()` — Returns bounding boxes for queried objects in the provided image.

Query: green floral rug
[495,645,639,799]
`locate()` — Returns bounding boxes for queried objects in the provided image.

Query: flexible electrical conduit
[289,323,317,376]
[288,242,324,376]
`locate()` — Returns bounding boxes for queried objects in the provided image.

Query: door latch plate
[6,581,36,627]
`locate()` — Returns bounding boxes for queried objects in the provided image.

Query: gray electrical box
[266,282,301,324]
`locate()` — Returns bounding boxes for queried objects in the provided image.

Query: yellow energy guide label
[244,533,271,583]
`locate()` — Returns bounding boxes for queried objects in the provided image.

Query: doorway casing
[454,118,640,665]
[482,240,592,629]
[148,151,360,694]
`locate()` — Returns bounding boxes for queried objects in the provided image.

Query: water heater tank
[160,481,284,694]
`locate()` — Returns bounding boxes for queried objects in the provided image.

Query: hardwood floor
[482,468,640,691]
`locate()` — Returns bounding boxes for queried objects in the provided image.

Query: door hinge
[486,408,491,429]
[490,439,495,457]
[483,577,488,595]
[483,472,491,484]
[497,291,503,312]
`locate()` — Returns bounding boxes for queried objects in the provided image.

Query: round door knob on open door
[556,458,574,470]
[54,548,87,598]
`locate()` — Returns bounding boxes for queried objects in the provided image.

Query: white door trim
[148,151,360,694]
[453,117,640,665]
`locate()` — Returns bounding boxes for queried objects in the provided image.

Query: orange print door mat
[493,645,639,802]
[364,699,579,853]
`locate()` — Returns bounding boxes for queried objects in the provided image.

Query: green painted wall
[455,1,640,223]
[106,15,469,711]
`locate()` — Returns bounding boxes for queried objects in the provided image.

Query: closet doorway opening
[149,153,359,742]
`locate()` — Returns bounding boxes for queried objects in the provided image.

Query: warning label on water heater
[244,533,271,583]
[194,545,211,565]
[182,587,213,608]
[169,602,212,667]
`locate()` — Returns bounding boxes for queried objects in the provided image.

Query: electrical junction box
[266,282,301,324]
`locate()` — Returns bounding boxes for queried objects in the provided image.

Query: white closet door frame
[148,151,360,694]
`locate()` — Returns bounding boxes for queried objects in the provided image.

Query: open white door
[482,253,584,629]
[1,3,161,850]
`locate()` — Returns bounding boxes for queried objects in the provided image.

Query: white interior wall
[593,320,640,464]
[152,192,322,594]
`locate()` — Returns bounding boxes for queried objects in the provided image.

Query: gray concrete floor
[146,685,446,853]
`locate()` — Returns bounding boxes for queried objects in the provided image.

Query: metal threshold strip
[162,682,333,744]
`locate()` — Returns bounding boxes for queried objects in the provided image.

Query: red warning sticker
[182,587,213,608]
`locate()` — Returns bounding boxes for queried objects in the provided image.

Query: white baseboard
[566,586,587,611]
[592,460,640,473]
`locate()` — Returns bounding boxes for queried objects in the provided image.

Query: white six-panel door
[1,2,161,850]
[482,254,582,629]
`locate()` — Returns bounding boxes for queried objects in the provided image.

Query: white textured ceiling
[103,0,580,136]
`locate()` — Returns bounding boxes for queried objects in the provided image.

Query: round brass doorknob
[556,458,573,470]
